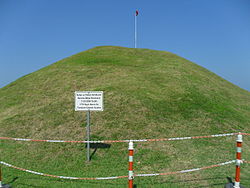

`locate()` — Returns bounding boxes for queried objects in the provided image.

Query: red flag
[135,10,139,16]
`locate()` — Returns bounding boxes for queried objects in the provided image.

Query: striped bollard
[234,133,243,188]
[128,141,134,188]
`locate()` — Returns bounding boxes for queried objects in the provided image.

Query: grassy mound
[0,46,250,187]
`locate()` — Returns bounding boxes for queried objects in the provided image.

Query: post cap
[128,141,134,150]
[237,134,243,143]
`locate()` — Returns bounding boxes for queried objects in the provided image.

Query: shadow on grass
[85,143,111,160]
[6,176,250,187]
[135,176,250,188]
[6,176,18,184]
[10,176,126,188]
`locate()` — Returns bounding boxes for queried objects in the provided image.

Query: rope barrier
[1,132,249,186]
[0,160,235,180]
[0,132,238,144]
[135,160,235,177]
[240,133,250,136]
[0,161,127,180]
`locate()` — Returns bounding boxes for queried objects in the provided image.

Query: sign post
[86,110,90,161]
[75,91,103,162]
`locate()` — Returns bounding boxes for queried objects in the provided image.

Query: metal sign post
[86,110,90,162]
[75,91,103,162]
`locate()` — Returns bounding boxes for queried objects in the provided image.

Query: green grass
[0,46,250,187]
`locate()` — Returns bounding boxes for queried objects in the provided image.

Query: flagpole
[134,11,137,48]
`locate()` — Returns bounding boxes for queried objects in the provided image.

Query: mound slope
[1,46,249,139]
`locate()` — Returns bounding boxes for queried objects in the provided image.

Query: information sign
[75,91,103,111]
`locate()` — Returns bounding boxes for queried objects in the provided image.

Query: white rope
[135,160,235,177]
[0,161,127,180]
[0,132,237,144]
[0,160,236,180]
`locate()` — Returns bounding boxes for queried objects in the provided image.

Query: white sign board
[75,91,103,111]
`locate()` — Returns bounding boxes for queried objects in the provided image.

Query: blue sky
[0,0,250,91]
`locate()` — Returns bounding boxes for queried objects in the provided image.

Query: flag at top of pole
[134,10,138,48]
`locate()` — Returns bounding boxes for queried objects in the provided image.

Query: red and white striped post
[234,133,243,188]
[128,141,134,188]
